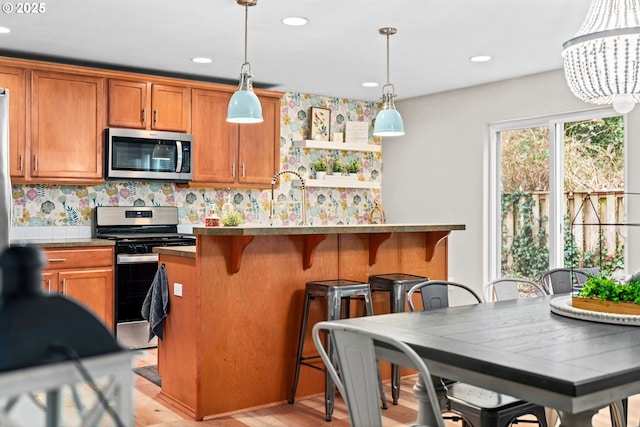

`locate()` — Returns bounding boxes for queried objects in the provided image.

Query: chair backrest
[578,267,600,280]
[312,321,445,427]
[540,268,591,294]
[484,278,548,302]
[407,280,482,312]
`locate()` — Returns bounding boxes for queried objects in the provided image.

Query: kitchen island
[154,223,464,420]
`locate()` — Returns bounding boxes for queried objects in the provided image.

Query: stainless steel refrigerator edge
[0,89,11,249]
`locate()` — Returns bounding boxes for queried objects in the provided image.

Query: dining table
[333,295,640,426]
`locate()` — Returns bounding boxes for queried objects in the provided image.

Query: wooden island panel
[157,225,461,420]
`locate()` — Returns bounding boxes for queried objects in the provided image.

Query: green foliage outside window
[501,190,549,279]
[501,117,625,282]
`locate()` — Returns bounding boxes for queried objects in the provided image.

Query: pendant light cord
[386,32,390,85]
[244,3,248,64]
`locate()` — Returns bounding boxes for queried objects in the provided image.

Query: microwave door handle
[175,140,183,173]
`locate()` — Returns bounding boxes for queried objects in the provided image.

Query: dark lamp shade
[0,244,122,373]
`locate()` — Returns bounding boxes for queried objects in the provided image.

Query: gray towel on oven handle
[141,264,169,341]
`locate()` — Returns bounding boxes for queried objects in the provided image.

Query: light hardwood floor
[134,349,639,427]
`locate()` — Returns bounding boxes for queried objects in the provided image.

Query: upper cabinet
[108,79,190,132]
[30,70,105,183]
[191,88,281,187]
[0,65,27,178]
[0,57,285,186]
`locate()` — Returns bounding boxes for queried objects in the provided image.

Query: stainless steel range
[94,206,195,349]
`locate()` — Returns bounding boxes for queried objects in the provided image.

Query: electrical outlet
[12,205,22,218]
[174,283,183,297]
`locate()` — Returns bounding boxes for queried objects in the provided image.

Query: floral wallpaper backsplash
[10,92,383,238]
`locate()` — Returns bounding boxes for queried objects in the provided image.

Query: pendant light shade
[562,0,640,114]
[374,84,405,136]
[227,0,263,124]
[373,27,404,137]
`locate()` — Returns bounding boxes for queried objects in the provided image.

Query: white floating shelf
[293,140,381,153]
[293,179,381,189]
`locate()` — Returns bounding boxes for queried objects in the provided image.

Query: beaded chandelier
[562,0,640,113]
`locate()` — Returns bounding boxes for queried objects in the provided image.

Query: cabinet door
[31,70,104,181]
[42,270,57,294]
[191,88,237,184]
[0,65,27,179]
[108,79,149,129]
[60,268,114,331]
[151,84,190,132]
[238,95,280,186]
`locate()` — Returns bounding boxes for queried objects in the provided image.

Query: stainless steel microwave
[105,128,193,182]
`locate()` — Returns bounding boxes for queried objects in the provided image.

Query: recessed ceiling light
[0,27,10,34]
[470,55,491,62]
[282,16,308,26]
[362,82,379,88]
[192,57,212,64]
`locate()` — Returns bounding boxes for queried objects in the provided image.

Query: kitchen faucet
[270,171,307,226]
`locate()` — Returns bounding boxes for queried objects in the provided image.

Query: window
[489,109,625,283]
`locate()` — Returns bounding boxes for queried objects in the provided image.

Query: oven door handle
[117,253,159,264]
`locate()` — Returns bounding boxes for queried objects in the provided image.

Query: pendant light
[373,27,405,137]
[562,0,640,114]
[227,0,263,123]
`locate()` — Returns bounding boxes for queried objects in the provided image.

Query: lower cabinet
[42,247,114,331]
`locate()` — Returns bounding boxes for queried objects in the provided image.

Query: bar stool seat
[369,273,429,404]
[288,279,388,421]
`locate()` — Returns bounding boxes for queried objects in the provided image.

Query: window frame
[488,108,623,282]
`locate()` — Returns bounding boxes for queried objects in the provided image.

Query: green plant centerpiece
[346,159,361,174]
[574,274,640,315]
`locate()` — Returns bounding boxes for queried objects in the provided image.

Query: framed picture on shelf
[309,107,330,141]
[345,121,369,144]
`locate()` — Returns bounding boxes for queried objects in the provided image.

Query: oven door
[116,253,159,349]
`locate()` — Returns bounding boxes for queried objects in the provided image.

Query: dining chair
[407,280,549,427]
[483,278,547,302]
[312,320,445,427]
[539,268,592,294]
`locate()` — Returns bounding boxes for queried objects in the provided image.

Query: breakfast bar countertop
[153,245,195,259]
[192,223,465,236]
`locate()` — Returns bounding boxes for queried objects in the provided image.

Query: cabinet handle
[232,163,236,178]
[33,155,38,172]
[242,163,245,177]
[153,109,158,124]
[142,108,147,124]
[48,258,67,262]
[19,154,23,172]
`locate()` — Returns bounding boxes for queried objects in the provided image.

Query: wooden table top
[337,295,640,414]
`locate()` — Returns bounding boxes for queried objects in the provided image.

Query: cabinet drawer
[43,247,113,269]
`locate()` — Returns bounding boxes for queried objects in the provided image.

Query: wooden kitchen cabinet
[191,88,281,187]
[108,79,190,132]
[42,247,114,331]
[30,70,105,183]
[0,65,27,179]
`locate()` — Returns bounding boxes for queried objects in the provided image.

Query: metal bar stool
[288,279,388,421]
[369,273,429,404]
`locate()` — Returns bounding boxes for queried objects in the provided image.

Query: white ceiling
[0,0,592,102]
